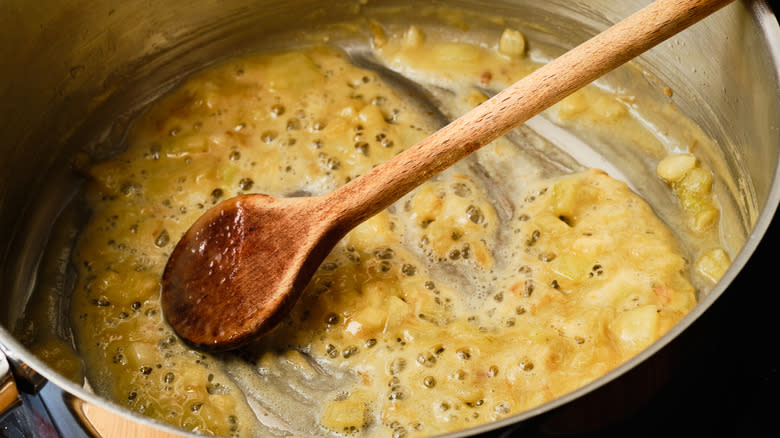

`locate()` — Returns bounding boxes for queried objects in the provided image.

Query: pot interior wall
[1,0,778,435]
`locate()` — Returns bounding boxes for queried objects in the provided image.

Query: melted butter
[44,20,719,438]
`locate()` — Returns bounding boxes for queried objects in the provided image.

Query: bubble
[270,104,285,116]
[389,357,407,375]
[261,130,278,143]
[456,348,471,360]
[523,280,535,297]
[374,248,395,259]
[312,120,327,131]
[417,352,437,368]
[526,230,540,246]
[121,182,141,196]
[325,313,340,325]
[112,352,126,365]
[90,298,111,307]
[452,182,472,197]
[494,403,510,415]
[318,152,341,170]
[238,178,254,191]
[388,387,406,400]
[210,188,224,204]
[342,346,359,358]
[354,142,369,156]
[466,205,484,224]
[286,119,300,130]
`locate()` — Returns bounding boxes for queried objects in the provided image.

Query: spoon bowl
[161,194,333,349]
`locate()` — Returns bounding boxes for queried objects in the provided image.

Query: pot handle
[0,348,22,422]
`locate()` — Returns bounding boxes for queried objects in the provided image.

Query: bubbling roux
[56,25,721,438]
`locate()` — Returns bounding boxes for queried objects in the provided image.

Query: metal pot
[1,0,778,436]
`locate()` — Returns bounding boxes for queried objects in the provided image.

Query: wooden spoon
[161,0,733,350]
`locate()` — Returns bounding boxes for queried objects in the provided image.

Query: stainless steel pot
[1,1,779,436]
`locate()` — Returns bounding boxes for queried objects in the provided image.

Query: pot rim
[1,0,779,436]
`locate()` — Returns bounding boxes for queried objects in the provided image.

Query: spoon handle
[325,0,733,231]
